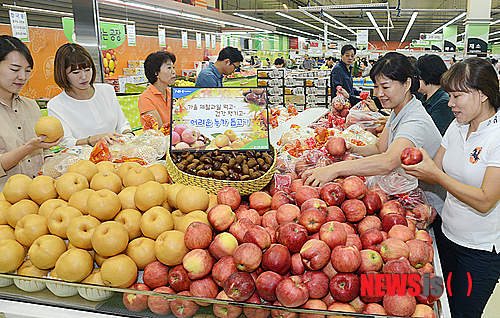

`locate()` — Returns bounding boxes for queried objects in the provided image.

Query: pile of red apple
[122,176,440,318]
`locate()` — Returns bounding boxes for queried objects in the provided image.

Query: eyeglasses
[230,62,241,72]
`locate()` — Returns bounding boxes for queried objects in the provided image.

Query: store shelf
[270,107,329,147]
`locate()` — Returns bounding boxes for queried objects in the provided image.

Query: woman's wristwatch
[86,136,92,146]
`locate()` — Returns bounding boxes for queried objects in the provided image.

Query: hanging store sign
[158,28,166,47]
[465,23,489,54]
[211,34,217,49]
[196,32,202,49]
[126,24,136,46]
[289,37,299,50]
[357,29,369,46]
[9,10,29,42]
[205,33,210,49]
[62,18,125,49]
[182,31,188,48]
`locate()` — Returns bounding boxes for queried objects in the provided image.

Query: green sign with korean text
[62,18,125,49]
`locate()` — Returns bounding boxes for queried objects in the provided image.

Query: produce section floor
[484,283,500,317]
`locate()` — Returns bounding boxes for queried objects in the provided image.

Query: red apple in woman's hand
[401,148,423,165]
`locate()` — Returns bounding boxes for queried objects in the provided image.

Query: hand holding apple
[400,148,423,165]
[302,164,340,188]
[401,148,442,184]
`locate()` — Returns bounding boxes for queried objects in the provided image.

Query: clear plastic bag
[345,109,385,129]
[394,188,437,230]
[366,167,419,196]
[331,86,350,111]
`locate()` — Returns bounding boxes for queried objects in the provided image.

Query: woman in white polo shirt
[403,57,500,318]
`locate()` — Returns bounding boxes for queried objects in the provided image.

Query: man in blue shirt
[195,47,243,87]
[330,44,360,105]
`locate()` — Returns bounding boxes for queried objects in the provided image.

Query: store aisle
[483,283,500,317]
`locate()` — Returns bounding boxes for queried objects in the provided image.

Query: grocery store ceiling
[1,0,500,46]
[222,0,500,44]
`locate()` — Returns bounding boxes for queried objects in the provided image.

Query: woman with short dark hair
[48,43,132,148]
[304,52,442,187]
[138,51,177,127]
[0,35,61,190]
[403,57,500,318]
[415,54,454,135]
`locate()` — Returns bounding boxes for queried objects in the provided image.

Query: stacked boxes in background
[257,69,285,109]
[284,77,305,111]
[305,77,329,108]
[110,60,147,93]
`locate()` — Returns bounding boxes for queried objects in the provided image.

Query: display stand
[270,107,329,147]
[429,227,452,318]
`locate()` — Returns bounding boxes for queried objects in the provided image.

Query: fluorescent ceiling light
[100,0,265,31]
[431,12,466,34]
[322,12,357,35]
[366,11,386,42]
[277,12,324,32]
[234,13,319,38]
[276,12,349,41]
[299,10,338,30]
[490,19,500,25]
[400,12,418,42]
[489,37,500,42]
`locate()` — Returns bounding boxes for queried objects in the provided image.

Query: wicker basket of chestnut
[166,148,276,195]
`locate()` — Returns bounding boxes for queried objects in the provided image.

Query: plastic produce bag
[331,86,350,111]
[345,109,385,130]
[394,188,437,230]
[366,167,419,196]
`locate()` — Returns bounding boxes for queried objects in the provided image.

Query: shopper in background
[304,52,442,189]
[138,51,176,127]
[402,57,500,318]
[48,43,132,148]
[253,55,262,68]
[320,57,334,70]
[491,58,500,74]
[195,46,243,88]
[273,58,285,68]
[352,56,361,77]
[450,56,457,65]
[330,44,361,105]
[0,35,61,191]
[302,54,314,71]
[360,59,372,77]
[414,54,454,135]
[265,58,271,67]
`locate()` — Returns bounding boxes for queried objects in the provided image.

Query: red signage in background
[310,41,319,47]
[289,37,299,49]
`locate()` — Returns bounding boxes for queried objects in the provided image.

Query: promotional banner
[289,37,299,49]
[196,32,202,49]
[126,24,136,46]
[182,31,188,48]
[443,25,457,52]
[158,28,166,47]
[205,33,210,49]
[9,10,29,42]
[62,17,125,49]
[170,87,270,152]
[211,34,217,49]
